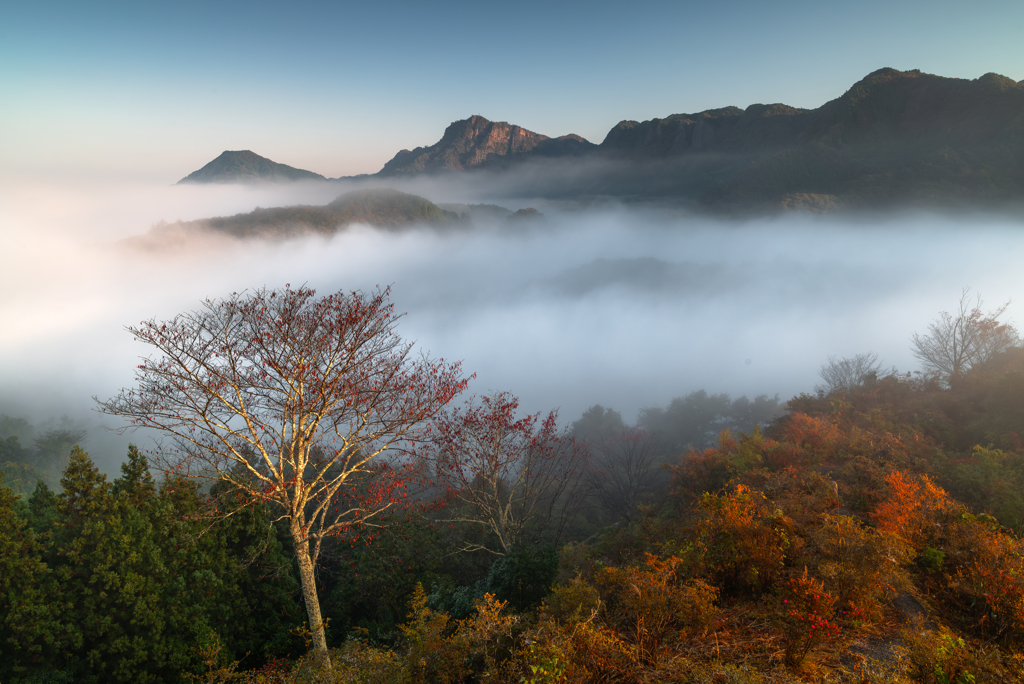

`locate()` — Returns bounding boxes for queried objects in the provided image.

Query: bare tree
[97,285,470,662]
[816,352,884,394]
[425,392,589,555]
[911,288,1019,388]
[586,426,659,523]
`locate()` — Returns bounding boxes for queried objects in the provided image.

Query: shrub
[696,485,790,595]
[596,554,718,666]
[543,577,601,627]
[872,471,961,552]
[901,625,1017,684]
[399,584,469,684]
[776,570,841,668]
[810,513,911,620]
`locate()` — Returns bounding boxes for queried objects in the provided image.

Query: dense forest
[2,290,1023,683]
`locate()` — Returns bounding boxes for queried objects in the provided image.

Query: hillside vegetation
[4,352,1024,681]
[132,189,465,246]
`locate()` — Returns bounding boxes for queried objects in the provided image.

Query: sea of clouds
[2,172,1021,471]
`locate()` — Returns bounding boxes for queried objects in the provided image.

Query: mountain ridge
[177,68,1024,211]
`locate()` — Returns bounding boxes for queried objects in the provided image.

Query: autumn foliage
[6,291,1024,682]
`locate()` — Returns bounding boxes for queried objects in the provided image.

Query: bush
[776,570,841,668]
[810,513,911,620]
[596,554,718,666]
[429,546,558,619]
[696,485,791,595]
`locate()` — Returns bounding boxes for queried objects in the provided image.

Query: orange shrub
[596,554,718,667]
[399,584,469,684]
[872,471,961,551]
[667,430,739,505]
[696,485,791,595]
[759,469,841,530]
[544,577,601,627]
[810,513,911,620]
[780,413,845,465]
[952,521,1024,640]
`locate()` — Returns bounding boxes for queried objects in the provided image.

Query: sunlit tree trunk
[292,522,330,668]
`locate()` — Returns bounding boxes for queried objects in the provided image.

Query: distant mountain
[378,115,596,175]
[177,150,326,184]
[624,69,1024,209]
[594,68,1024,210]
[370,69,1024,211]
[176,69,1024,212]
[131,189,462,247]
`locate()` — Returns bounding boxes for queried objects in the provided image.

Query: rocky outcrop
[379,115,595,174]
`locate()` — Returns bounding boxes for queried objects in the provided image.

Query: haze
[3,0,1023,470]
[2,171,1021,470]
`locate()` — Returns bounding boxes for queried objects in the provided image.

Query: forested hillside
[127,189,466,248]
[2,291,1023,683]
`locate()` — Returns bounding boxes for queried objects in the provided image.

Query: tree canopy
[97,285,471,661]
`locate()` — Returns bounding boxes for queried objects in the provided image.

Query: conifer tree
[0,473,65,680]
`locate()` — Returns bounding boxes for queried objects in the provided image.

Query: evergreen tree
[0,473,66,681]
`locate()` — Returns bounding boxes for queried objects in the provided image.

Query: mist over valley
[2,167,1021,474]
[7,2,1024,677]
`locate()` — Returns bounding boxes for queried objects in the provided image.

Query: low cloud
[1,173,1021,471]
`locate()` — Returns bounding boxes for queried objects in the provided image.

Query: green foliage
[0,472,67,681]
[429,545,559,619]
[918,546,947,574]
[322,514,453,644]
[0,445,305,682]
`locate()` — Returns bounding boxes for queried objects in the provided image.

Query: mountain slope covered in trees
[128,188,465,247]
[4,343,1024,682]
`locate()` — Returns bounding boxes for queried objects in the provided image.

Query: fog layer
[2,175,1021,469]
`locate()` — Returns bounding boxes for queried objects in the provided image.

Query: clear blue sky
[2,0,1022,180]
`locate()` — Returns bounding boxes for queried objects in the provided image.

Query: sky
[1,0,1023,472]
[2,0,1023,181]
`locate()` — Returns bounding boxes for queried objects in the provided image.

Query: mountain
[177,150,326,184]
[602,68,1024,209]
[130,189,463,247]
[370,69,1024,211]
[378,115,596,175]
[176,69,1024,212]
